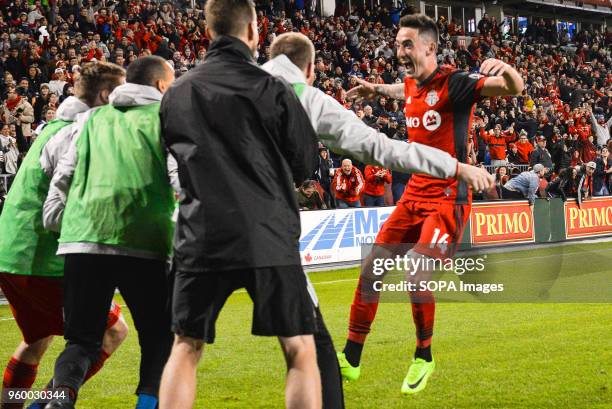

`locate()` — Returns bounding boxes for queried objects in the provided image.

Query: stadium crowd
[0,0,611,211]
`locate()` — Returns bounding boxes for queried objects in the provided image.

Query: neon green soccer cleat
[401,358,435,395]
[336,352,361,381]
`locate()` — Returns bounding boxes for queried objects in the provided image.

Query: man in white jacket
[262,33,493,192]
[262,32,494,409]
[588,106,611,147]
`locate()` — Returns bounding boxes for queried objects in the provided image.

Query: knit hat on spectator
[519,129,528,136]
[40,83,49,90]
[586,162,596,169]
[533,164,545,173]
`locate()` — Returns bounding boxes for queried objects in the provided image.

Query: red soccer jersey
[402,66,486,204]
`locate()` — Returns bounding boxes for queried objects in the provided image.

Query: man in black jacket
[552,139,573,174]
[158,1,321,408]
[529,135,553,170]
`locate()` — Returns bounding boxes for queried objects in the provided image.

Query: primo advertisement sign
[470,201,535,246]
[564,197,612,239]
[299,207,396,265]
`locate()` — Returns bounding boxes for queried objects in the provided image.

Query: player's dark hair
[399,13,439,45]
[204,0,255,38]
[400,5,418,17]
[76,61,125,107]
[126,56,170,87]
[271,32,315,71]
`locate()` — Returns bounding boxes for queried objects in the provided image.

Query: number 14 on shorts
[429,228,449,254]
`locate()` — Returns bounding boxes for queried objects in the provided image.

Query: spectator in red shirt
[363,165,391,207]
[480,124,516,166]
[514,130,534,164]
[334,159,364,208]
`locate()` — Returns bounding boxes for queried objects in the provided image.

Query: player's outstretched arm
[456,163,496,193]
[310,90,456,178]
[479,58,525,97]
[346,76,405,101]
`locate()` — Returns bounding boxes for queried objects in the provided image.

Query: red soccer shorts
[0,273,121,344]
[376,200,470,259]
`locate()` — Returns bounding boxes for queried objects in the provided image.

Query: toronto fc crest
[425,90,439,107]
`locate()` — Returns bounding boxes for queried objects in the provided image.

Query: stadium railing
[483,164,529,174]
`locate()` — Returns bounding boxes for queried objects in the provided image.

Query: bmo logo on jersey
[406,116,420,128]
[406,110,442,130]
[423,110,442,131]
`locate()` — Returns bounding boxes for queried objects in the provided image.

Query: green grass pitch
[1,242,610,408]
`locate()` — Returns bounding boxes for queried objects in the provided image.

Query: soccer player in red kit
[338,13,524,395]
